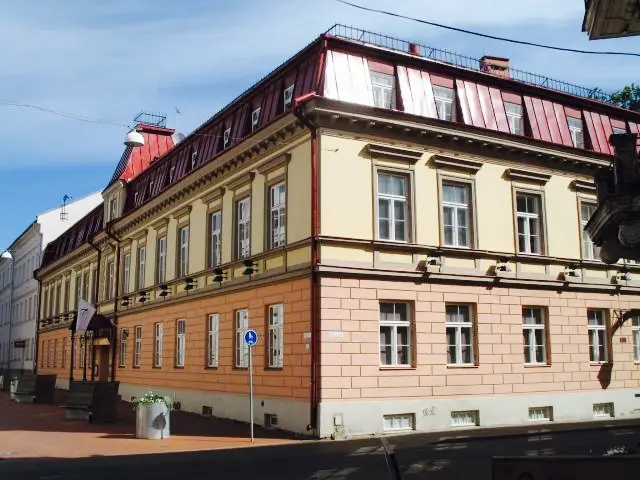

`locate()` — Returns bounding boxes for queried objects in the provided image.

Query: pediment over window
[570,179,597,194]
[431,155,483,174]
[505,168,551,185]
[364,143,423,163]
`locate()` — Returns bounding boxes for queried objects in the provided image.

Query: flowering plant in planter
[131,391,173,411]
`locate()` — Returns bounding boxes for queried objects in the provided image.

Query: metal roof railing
[326,24,612,104]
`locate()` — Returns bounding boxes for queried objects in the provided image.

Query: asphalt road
[2,423,640,479]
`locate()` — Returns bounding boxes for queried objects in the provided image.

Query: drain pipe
[104,222,121,384]
[294,92,321,436]
[87,236,102,382]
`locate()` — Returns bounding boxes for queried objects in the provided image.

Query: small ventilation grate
[202,405,213,418]
[264,413,278,428]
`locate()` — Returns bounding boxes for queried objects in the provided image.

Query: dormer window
[283,85,294,110]
[433,86,455,122]
[169,165,176,183]
[191,150,198,169]
[504,102,523,135]
[251,108,261,131]
[613,126,627,134]
[223,128,231,149]
[108,197,118,221]
[370,72,395,109]
[568,117,585,149]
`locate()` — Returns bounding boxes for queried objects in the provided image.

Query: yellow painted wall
[545,175,581,258]
[287,142,312,243]
[474,162,515,253]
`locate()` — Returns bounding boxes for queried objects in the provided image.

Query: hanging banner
[76,299,96,335]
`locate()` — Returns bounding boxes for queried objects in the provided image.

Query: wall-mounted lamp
[426,256,441,267]
[138,291,148,303]
[615,271,630,283]
[158,284,169,298]
[563,265,580,279]
[121,295,130,307]
[213,267,227,287]
[242,259,258,278]
[184,277,196,292]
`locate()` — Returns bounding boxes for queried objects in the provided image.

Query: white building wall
[0,192,103,375]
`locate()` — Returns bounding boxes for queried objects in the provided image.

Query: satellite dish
[124,129,145,148]
[171,132,186,145]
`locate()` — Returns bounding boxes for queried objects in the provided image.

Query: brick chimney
[408,43,420,56]
[479,56,510,79]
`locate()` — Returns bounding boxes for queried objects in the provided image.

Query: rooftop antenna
[175,106,182,133]
[60,194,72,221]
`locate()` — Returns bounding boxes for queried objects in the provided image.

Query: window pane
[516,195,527,213]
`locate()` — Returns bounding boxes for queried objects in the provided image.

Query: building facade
[0,193,104,378]
[583,0,640,40]
[36,26,640,438]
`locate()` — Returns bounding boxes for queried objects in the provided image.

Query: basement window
[450,410,479,427]
[528,406,553,422]
[383,413,415,431]
[593,402,614,418]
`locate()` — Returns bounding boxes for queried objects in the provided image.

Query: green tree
[608,83,640,111]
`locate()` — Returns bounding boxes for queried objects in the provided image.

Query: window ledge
[447,364,479,369]
[379,366,416,371]
[524,363,551,368]
[174,366,185,369]
[205,366,218,370]
[589,362,611,366]
[264,367,284,371]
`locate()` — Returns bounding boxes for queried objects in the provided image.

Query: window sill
[205,366,218,370]
[379,366,416,371]
[153,365,163,369]
[524,363,551,368]
[447,364,478,369]
[264,366,284,371]
[233,366,249,371]
[589,362,611,366]
[133,365,141,369]
[174,365,185,369]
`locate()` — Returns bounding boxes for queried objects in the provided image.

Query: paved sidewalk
[0,391,304,460]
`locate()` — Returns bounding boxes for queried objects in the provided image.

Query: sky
[0,0,637,249]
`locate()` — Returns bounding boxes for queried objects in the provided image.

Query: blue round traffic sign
[244,329,258,346]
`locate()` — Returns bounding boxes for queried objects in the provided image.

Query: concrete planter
[135,402,170,440]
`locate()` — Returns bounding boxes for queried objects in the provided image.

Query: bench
[63,381,120,423]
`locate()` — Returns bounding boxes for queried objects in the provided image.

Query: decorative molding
[431,154,483,174]
[257,153,291,175]
[570,179,597,194]
[171,205,193,220]
[226,171,256,191]
[505,167,551,185]
[151,217,170,232]
[200,187,226,205]
[133,229,149,242]
[364,143,423,163]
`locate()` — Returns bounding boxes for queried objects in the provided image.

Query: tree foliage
[589,83,640,111]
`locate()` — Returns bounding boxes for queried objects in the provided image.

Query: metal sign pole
[249,344,254,443]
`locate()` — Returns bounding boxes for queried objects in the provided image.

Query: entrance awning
[70,313,116,333]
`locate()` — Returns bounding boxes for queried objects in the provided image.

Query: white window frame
[178,226,190,277]
[633,316,640,363]
[446,304,474,366]
[251,107,261,131]
[370,71,396,109]
[283,84,294,110]
[269,182,286,249]
[516,192,543,255]
[236,197,251,259]
[108,197,118,221]
[223,128,231,149]
[134,326,142,367]
[433,85,455,121]
[122,253,131,294]
[376,171,410,243]
[580,201,600,261]
[207,314,220,368]
[268,304,284,368]
[523,307,547,365]
[568,116,584,149]
[106,261,115,300]
[119,329,127,367]
[235,309,249,368]
[442,182,472,248]
[153,322,163,368]
[176,319,186,367]
[157,235,167,283]
[137,246,146,290]
[379,302,412,367]
[209,211,222,268]
[612,126,627,135]
[588,309,608,363]
[504,102,523,135]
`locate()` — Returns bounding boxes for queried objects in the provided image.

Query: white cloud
[0,0,633,169]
